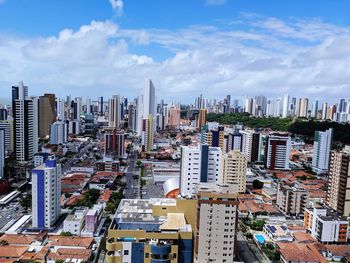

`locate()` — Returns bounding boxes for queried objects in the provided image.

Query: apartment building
[265,133,291,170]
[222,150,247,193]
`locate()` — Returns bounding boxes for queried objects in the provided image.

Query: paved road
[62,143,92,173]
[124,150,140,199]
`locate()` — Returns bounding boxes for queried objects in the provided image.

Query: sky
[1,0,350,104]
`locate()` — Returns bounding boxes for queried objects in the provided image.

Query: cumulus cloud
[0,16,350,103]
[109,0,123,16]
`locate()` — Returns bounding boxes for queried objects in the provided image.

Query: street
[123,150,140,199]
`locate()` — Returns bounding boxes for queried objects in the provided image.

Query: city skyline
[1,0,350,102]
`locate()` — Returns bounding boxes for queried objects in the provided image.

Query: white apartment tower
[282,94,289,118]
[50,121,68,145]
[312,128,333,173]
[180,145,222,197]
[32,157,61,228]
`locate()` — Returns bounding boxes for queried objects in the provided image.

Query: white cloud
[1,16,350,103]
[206,0,227,5]
[109,0,123,16]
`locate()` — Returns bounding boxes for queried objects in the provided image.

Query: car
[6,215,11,219]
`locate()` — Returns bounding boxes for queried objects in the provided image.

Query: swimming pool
[255,234,266,245]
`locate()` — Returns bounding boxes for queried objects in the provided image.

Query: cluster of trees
[75,189,100,208]
[105,191,124,214]
[207,112,350,144]
[206,112,293,131]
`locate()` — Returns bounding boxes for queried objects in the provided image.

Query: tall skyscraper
[38,94,56,137]
[312,128,333,173]
[0,129,4,179]
[265,134,291,170]
[98,96,104,116]
[141,80,156,152]
[311,100,319,118]
[12,81,37,161]
[240,130,260,162]
[108,95,121,129]
[299,98,309,117]
[180,145,222,196]
[50,121,68,145]
[0,109,8,121]
[282,94,289,118]
[327,147,350,217]
[222,150,247,193]
[195,183,238,262]
[0,121,13,154]
[197,109,207,130]
[32,157,61,228]
[322,102,328,120]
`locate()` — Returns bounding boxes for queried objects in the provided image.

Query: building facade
[31,157,61,228]
[50,121,68,145]
[312,128,333,174]
[180,145,222,197]
[265,134,291,170]
[327,147,350,217]
[222,150,247,193]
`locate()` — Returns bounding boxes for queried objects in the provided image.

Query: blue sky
[0,0,350,103]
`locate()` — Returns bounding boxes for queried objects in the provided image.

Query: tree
[140,179,146,187]
[105,202,116,214]
[60,231,73,236]
[251,220,266,231]
[136,160,142,167]
[0,240,8,246]
[20,194,32,211]
[253,180,264,189]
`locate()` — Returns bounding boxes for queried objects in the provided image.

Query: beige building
[195,183,239,263]
[276,180,308,217]
[222,150,247,193]
[38,94,56,138]
[327,147,350,217]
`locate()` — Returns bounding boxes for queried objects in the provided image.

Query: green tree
[60,231,73,236]
[20,194,32,211]
[253,180,264,189]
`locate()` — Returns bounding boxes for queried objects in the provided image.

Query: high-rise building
[327,147,350,217]
[197,108,207,130]
[228,132,242,152]
[282,94,289,118]
[265,133,291,170]
[141,80,156,152]
[299,98,309,117]
[12,81,37,161]
[222,150,247,193]
[108,95,121,129]
[0,129,4,179]
[32,157,61,228]
[168,107,180,128]
[0,109,8,121]
[312,128,333,174]
[322,102,328,120]
[179,145,222,197]
[276,180,308,217]
[240,130,260,162]
[311,100,319,119]
[50,121,68,145]
[304,205,348,243]
[201,125,225,150]
[195,183,238,262]
[0,121,13,154]
[98,96,104,116]
[104,129,126,159]
[38,94,56,137]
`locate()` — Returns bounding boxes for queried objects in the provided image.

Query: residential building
[106,198,196,263]
[304,205,348,243]
[228,132,242,152]
[195,183,239,262]
[197,108,207,130]
[276,180,308,217]
[104,129,126,159]
[0,121,13,154]
[222,150,247,193]
[327,147,350,217]
[282,94,289,118]
[0,129,4,179]
[201,125,225,150]
[34,152,53,167]
[240,130,261,162]
[83,204,103,236]
[38,93,56,138]
[179,145,222,197]
[31,157,61,228]
[12,81,37,161]
[50,121,68,145]
[265,133,291,170]
[168,107,180,127]
[312,128,333,174]
[108,95,121,129]
[63,208,88,236]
